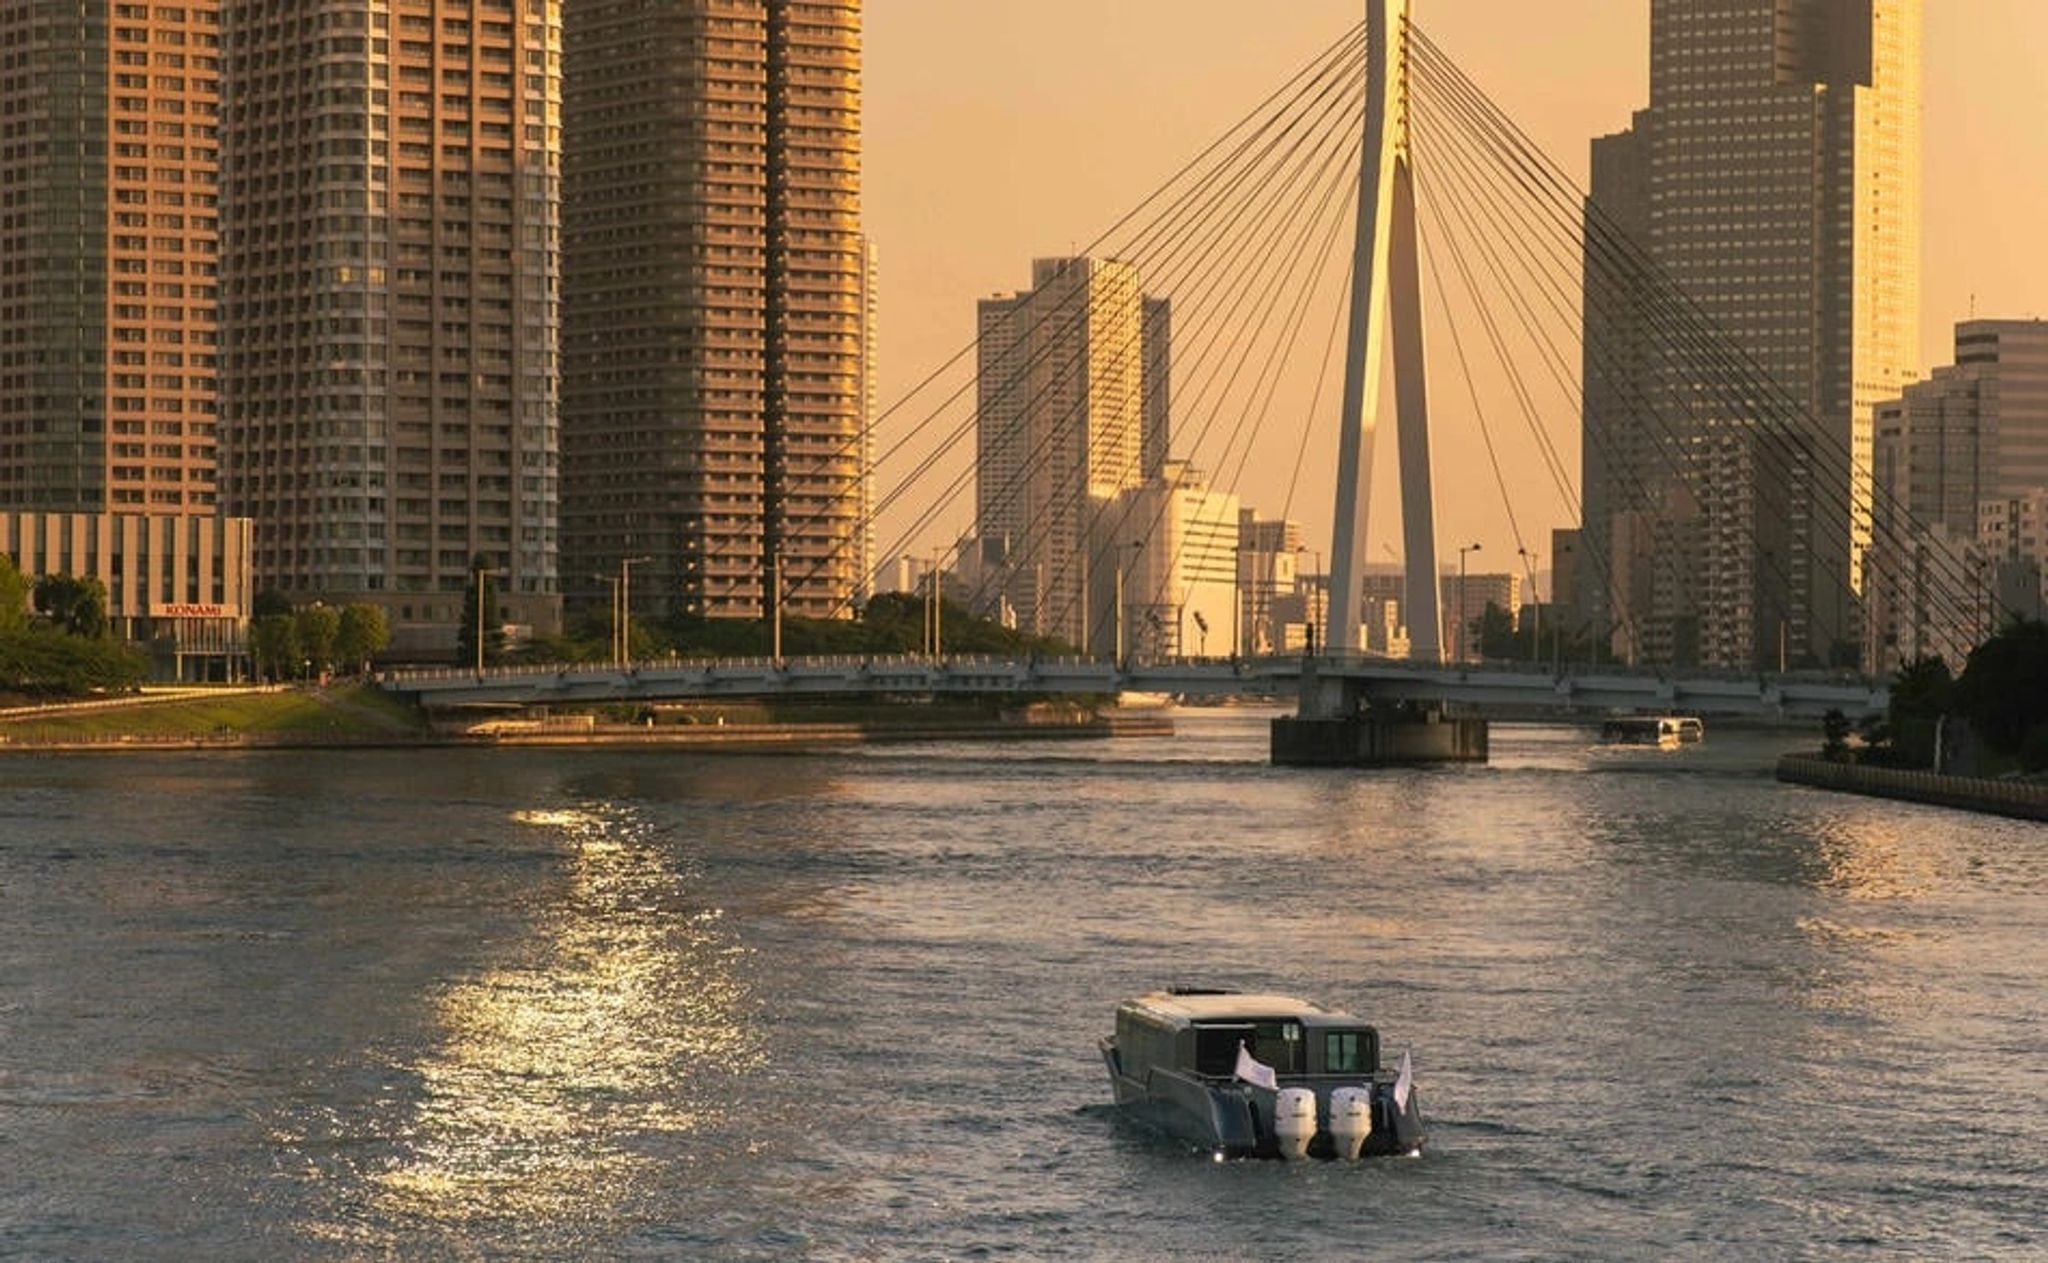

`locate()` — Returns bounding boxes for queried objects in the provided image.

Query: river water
[1,712,2042,1259]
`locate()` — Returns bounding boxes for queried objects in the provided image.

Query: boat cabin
[1113,991,1381,1082]
[1601,715,1702,746]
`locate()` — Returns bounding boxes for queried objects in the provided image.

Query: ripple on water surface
[0,723,2041,1259]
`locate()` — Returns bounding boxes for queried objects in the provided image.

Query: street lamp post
[1457,542,1482,665]
[1112,539,1143,667]
[924,546,943,660]
[1519,546,1540,666]
[618,554,651,666]
[769,551,783,663]
[1554,539,1574,676]
[1113,557,1125,666]
[1304,548,1324,659]
[472,565,502,675]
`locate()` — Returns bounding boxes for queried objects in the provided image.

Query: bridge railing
[378,652,1322,686]
[380,650,1883,691]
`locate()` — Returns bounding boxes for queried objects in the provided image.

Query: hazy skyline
[867,1,2048,579]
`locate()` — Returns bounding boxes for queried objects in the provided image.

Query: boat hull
[1101,1037,1423,1159]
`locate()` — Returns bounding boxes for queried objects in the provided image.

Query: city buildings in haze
[1979,490,2048,619]
[1865,319,2048,669]
[971,256,1156,648]
[1581,0,1921,672]
[1237,512,1302,656]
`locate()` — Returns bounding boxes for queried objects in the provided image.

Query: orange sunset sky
[864,1,2048,581]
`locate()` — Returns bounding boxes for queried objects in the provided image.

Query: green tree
[295,603,341,676]
[1472,601,1516,661]
[0,627,145,694]
[32,574,109,638]
[1952,618,2048,763]
[0,554,28,634]
[251,589,293,620]
[335,603,391,675]
[1886,654,1953,768]
[1821,708,1852,762]
[250,614,300,683]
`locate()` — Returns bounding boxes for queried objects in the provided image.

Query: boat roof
[1122,990,1361,1025]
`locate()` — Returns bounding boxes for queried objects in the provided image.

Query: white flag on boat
[1392,1049,1415,1111]
[1234,1041,1278,1091]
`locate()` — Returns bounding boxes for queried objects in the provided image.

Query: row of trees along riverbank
[0,556,146,698]
[1829,619,2048,777]
[247,592,391,683]
[483,587,1078,668]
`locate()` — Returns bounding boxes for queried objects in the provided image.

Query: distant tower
[976,258,1150,648]
[562,0,865,625]
[1582,0,1922,670]
[219,0,564,654]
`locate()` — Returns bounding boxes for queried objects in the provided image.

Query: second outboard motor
[1328,1086,1374,1160]
[1274,1087,1317,1161]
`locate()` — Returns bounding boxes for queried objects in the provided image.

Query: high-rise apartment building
[560,0,864,628]
[0,4,258,678]
[974,256,1151,650]
[0,1,223,513]
[218,0,563,654]
[1581,0,1920,671]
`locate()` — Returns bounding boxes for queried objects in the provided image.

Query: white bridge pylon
[1328,0,1443,662]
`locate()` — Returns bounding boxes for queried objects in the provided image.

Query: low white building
[1097,462,1239,660]
[1,511,252,681]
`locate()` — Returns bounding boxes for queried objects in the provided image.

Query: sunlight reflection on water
[357,802,761,1229]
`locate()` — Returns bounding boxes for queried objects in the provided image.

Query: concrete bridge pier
[1271,660,1488,767]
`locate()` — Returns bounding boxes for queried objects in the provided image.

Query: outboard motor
[1273,1087,1317,1161]
[1328,1086,1374,1160]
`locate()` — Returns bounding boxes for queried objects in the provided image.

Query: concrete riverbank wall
[1777,755,2048,823]
[0,710,1173,754]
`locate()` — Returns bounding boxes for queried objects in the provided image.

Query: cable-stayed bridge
[386,655,1885,722]
[422,3,1971,747]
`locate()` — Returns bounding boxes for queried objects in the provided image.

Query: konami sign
[151,603,239,619]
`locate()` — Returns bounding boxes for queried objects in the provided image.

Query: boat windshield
[1194,1020,1306,1077]
[1324,1028,1377,1074]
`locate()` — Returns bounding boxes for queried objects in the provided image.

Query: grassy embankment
[634,697,1103,729]
[0,689,1106,745]
[0,685,425,743]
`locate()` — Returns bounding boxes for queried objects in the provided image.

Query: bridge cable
[1408,31,2000,658]
[804,34,1368,622]
[1409,27,2005,648]
[723,25,1369,617]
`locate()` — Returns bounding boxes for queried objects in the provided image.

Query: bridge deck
[379,655,1885,720]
